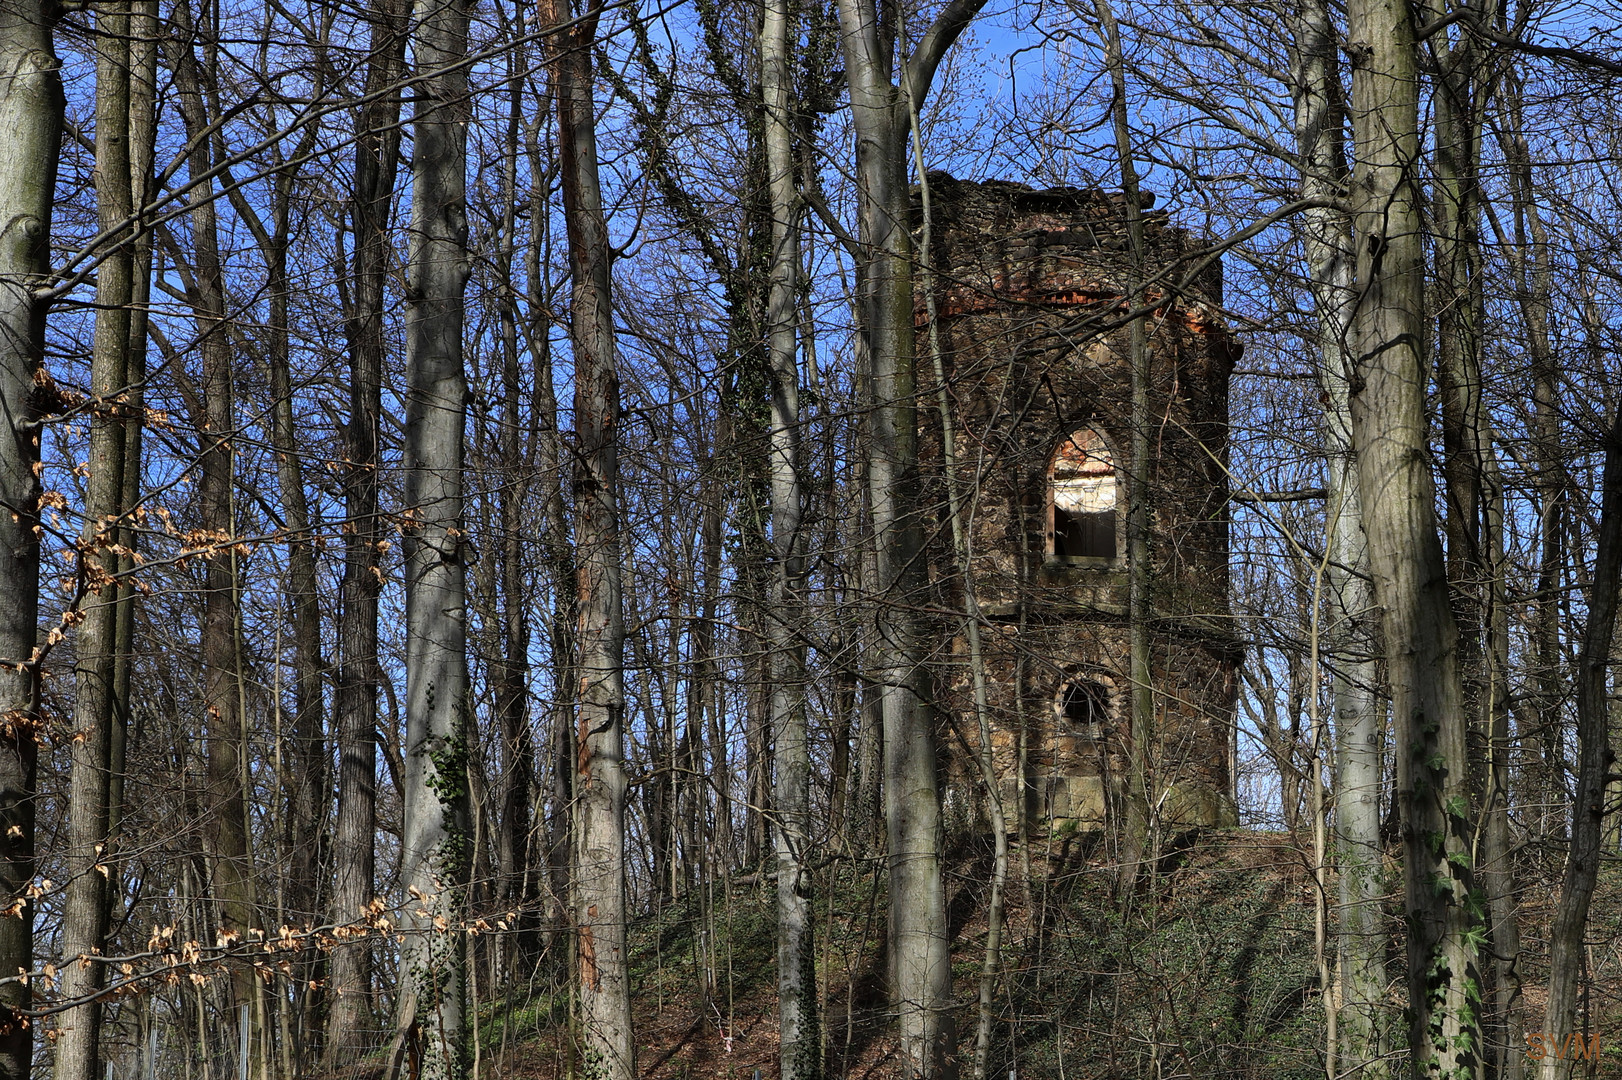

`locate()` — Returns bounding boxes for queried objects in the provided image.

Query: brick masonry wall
[916,174,1240,831]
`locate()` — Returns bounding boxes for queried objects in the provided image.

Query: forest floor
[329,828,1622,1079]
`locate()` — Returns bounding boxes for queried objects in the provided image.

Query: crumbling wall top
[913,172,1222,307]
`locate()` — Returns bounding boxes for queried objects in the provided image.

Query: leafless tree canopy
[7,0,1622,1078]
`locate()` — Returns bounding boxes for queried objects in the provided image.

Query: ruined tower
[917,174,1240,831]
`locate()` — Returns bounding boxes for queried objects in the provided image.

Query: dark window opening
[1058,680,1111,740]
[1054,507,1115,559]
[1049,429,1118,560]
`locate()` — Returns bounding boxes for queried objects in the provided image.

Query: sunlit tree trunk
[832,0,983,1071]
[1289,1,1386,1070]
[110,0,156,866]
[0,69,62,1080]
[762,2,815,1074]
[55,3,134,1073]
[541,0,636,1071]
[0,0,54,1029]
[1343,0,1482,1072]
[399,0,474,1069]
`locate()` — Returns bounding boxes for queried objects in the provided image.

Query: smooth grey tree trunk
[1343,0,1482,1073]
[542,0,636,1072]
[0,1,57,1075]
[400,0,474,1071]
[54,5,133,1075]
[328,0,406,1062]
[833,0,984,1072]
[762,3,815,1075]
[1289,2,1386,1071]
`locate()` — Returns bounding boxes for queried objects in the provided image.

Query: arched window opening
[1050,428,1118,560]
[1056,679,1111,740]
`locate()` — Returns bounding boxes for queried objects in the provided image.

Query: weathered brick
[917,174,1239,834]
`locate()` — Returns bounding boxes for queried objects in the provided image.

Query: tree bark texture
[56,3,136,1073]
[1539,407,1622,1080]
[328,0,407,1061]
[1423,13,1525,1074]
[0,62,47,1037]
[400,0,474,1071]
[108,0,156,867]
[1344,0,1483,1073]
[543,0,637,1072]
[168,5,263,1051]
[493,142,538,976]
[1290,1,1387,1069]
[762,2,816,1075]
[833,0,983,1070]
[520,108,578,947]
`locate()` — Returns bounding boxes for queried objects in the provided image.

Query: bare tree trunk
[1425,0,1490,733]
[1423,13,1524,1074]
[762,3,816,1074]
[493,257,538,967]
[845,372,883,858]
[1095,0,1154,897]
[259,164,327,1030]
[1479,454,1523,1080]
[833,0,983,1070]
[1484,75,1556,1067]
[54,4,133,1074]
[205,47,332,1060]
[1289,2,1386,1068]
[911,158,1006,1080]
[542,0,636,1071]
[694,420,733,870]
[1538,402,1622,1080]
[519,108,577,949]
[260,225,328,1072]
[490,29,537,973]
[110,0,156,857]
[327,0,406,1062]
[1343,0,1482,1072]
[852,475,884,856]
[399,0,474,1069]
[0,3,57,1071]
[105,15,155,1016]
[167,8,263,1058]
